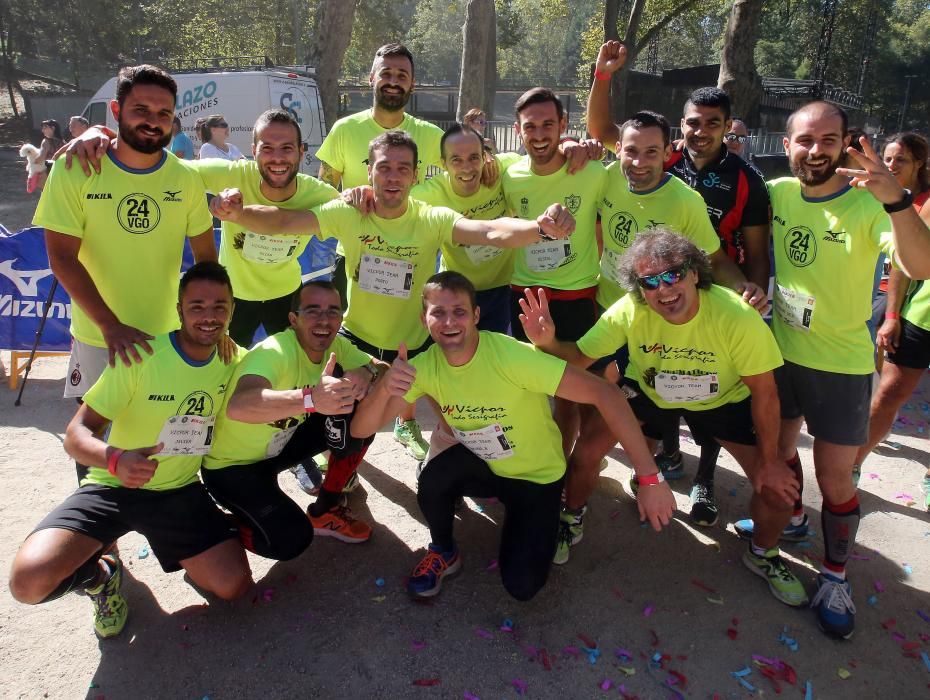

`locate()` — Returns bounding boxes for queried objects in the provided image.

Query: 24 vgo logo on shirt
[784,226,817,267]
[117,193,161,234]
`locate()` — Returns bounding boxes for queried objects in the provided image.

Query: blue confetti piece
[732,667,751,678]
[138,545,149,559]
[374,577,385,587]
[501,618,514,630]
[921,651,930,673]
[903,564,913,576]
[805,680,813,700]
[867,595,878,606]
[729,488,738,497]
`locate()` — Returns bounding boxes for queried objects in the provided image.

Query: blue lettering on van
[279,93,303,123]
[180,81,218,108]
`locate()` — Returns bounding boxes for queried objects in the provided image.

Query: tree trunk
[609,0,645,121]
[717,0,763,123]
[457,0,496,120]
[306,0,358,129]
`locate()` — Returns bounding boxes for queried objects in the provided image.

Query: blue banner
[0,227,338,352]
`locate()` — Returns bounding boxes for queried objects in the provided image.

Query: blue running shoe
[734,513,809,542]
[811,572,856,639]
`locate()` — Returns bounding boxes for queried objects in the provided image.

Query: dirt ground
[1,153,929,699]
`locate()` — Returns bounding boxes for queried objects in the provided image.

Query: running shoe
[291,462,323,495]
[308,505,371,543]
[734,513,810,542]
[85,555,128,639]
[689,482,718,527]
[742,547,809,607]
[553,505,586,565]
[656,450,684,480]
[407,545,461,598]
[394,419,428,461]
[811,572,856,639]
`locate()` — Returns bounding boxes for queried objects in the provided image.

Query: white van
[82,66,327,173]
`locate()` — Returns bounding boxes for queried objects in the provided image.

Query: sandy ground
[1,155,930,698]
[1,354,929,700]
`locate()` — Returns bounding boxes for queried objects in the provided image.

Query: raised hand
[595,41,627,76]
[384,343,416,398]
[309,352,357,415]
[836,137,909,205]
[517,287,556,348]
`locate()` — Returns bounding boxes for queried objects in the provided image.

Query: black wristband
[884,188,914,214]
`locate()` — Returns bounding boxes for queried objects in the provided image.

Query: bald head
[786,101,848,139]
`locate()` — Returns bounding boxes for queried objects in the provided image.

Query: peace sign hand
[836,136,908,206]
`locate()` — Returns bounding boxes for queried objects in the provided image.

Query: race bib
[266,425,297,458]
[654,373,719,403]
[358,254,415,299]
[452,423,514,460]
[241,232,301,263]
[156,415,215,456]
[599,248,623,285]
[525,240,571,272]
[774,283,815,332]
[463,244,504,266]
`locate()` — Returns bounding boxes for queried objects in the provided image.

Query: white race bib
[452,423,514,460]
[156,415,216,456]
[358,254,415,298]
[654,373,719,403]
[241,232,301,263]
[464,244,504,265]
[599,248,624,285]
[525,240,571,272]
[266,425,298,458]
[774,283,815,332]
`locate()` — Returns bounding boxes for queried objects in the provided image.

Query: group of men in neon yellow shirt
[9,41,930,648]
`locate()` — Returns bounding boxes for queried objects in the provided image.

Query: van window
[84,102,108,127]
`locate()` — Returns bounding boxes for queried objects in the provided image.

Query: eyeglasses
[636,263,691,290]
[724,133,747,144]
[299,307,343,320]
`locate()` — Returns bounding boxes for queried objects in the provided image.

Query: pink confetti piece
[643,604,655,617]
[474,628,493,639]
[615,648,633,660]
[261,588,275,602]
[849,552,870,561]
[867,473,880,480]
[895,493,915,501]
[463,693,480,700]
[563,645,581,657]
[511,679,527,695]
[874,580,885,593]
[484,559,498,571]
[600,678,612,690]
[892,631,906,642]
[411,640,427,651]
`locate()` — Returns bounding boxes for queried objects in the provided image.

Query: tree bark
[457,0,496,120]
[306,0,358,130]
[717,0,763,123]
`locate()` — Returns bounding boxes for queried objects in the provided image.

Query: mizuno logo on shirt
[148,394,176,401]
[822,229,847,243]
[163,190,183,202]
[86,193,112,200]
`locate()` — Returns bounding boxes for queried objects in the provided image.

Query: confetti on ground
[463,693,480,700]
[643,604,655,617]
[849,552,870,561]
[500,618,514,631]
[261,588,274,602]
[918,610,930,624]
[921,651,930,673]
[484,559,498,571]
[726,627,738,640]
[691,578,716,593]
[805,680,813,700]
[411,640,427,651]
[411,678,440,686]
[615,648,632,660]
[904,564,914,576]
[137,546,149,559]
[374,577,385,587]
[882,618,897,629]
[474,628,493,639]
[371,595,385,603]
[731,667,755,692]
[617,666,636,676]
[837,668,851,679]
[706,594,724,605]
[599,678,612,691]
[511,679,527,695]
[875,580,885,593]
[779,627,799,652]
[868,595,878,606]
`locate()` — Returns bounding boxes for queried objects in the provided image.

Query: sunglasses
[636,262,691,290]
[724,133,747,144]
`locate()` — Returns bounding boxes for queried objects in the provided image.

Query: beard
[258,160,299,189]
[118,120,171,154]
[374,86,410,112]
[790,152,842,187]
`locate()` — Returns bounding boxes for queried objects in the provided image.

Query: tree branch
[634,0,702,54]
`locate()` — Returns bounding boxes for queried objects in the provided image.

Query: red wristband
[885,312,900,320]
[107,448,125,476]
[637,471,665,486]
[302,386,316,413]
[594,69,611,81]
[93,125,117,139]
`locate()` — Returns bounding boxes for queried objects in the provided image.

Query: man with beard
[587,42,771,528]
[34,64,216,400]
[733,101,930,639]
[8,262,253,638]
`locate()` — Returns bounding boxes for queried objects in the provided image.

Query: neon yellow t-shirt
[82,333,241,490]
[503,158,607,289]
[316,109,443,188]
[901,274,930,332]
[204,329,372,470]
[32,152,214,347]
[577,285,782,411]
[769,178,894,374]
[404,332,567,483]
[194,159,338,301]
[312,198,460,350]
[410,152,522,290]
[597,164,721,307]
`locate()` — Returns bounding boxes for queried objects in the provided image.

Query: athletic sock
[750,541,768,557]
[821,494,860,574]
[309,488,341,517]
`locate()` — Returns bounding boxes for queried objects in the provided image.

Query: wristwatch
[884,188,913,214]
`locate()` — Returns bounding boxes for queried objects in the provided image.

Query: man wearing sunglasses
[519,230,807,609]
[203,281,384,550]
[587,42,771,531]
[725,119,750,157]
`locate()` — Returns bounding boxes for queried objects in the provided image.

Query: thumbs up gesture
[116,443,164,488]
[385,343,417,398]
[310,352,357,415]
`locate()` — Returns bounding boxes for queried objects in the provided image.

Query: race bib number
[156,415,215,455]
[242,232,301,263]
[654,373,719,403]
[599,248,623,285]
[774,283,815,332]
[525,240,571,272]
[463,244,504,266]
[358,254,414,299]
[266,425,297,458]
[452,423,514,460]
